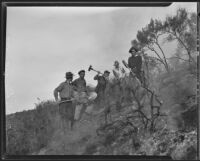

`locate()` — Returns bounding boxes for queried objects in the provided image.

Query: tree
[162,8,197,64]
[133,19,170,72]
[131,8,197,73]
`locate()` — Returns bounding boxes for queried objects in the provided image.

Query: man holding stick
[128,46,143,84]
[54,72,75,132]
[94,70,110,109]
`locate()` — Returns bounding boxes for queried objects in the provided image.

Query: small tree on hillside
[131,8,197,74]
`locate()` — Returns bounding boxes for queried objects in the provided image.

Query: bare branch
[164,30,195,63]
[166,56,189,62]
[155,41,170,72]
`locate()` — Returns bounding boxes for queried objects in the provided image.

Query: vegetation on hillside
[6,8,197,159]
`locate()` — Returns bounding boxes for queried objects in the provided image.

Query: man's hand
[55,97,59,102]
[71,98,77,104]
[132,68,137,73]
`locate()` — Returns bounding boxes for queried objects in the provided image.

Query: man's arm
[53,89,59,102]
[72,79,78,91]
[128,57,133,69]
[94,74,99,80]
[83,79,88,94]
[84,79,87,88]
[53,83,64,101]
[137,56,142,71]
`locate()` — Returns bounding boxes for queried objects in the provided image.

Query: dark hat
[104,70,110,74]
[129,46,138,53]
[65,72,73,78]
[78,70,85,75]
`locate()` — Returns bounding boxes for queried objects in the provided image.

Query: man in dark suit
[128,46,143,84]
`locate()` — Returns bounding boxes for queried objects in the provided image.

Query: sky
[5,3,197,114]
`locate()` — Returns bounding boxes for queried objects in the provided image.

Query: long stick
[91,69,103,75]
[58,99,74,104]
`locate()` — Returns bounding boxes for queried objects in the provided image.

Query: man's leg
[94,93,100,108]
[59,103,67,133]
[136,71,143,85]
[69,102,75,130]
[116,100,122,112]
[70,119,74,130]
[138,70,147,87]
[61,101,73,131]
[77,92,88,121]
[78,103,87,120]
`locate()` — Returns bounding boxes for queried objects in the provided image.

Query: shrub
[6,100,60,155]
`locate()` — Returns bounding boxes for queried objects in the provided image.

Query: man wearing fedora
[128,46,143,84]
[54,72,75,132]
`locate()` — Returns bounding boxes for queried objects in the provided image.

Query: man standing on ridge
[54,72,75,132]
[94,70,110,110]
[72,70,88,121]
[128,46,143,84]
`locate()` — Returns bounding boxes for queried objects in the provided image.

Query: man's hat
[78,70,85,75]
[104,70,110,74]
[65,72,73,78]
[129,46,139,53]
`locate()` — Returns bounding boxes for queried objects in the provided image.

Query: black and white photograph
[5,2,198,159]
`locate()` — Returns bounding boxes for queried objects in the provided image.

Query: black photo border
[0,0,199,160]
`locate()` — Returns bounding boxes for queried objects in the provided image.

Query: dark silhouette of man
[128,46,143,84]
[94,70,110,109]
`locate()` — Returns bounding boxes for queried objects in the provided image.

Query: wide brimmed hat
[65,72,74,78]
[129,46,139,53]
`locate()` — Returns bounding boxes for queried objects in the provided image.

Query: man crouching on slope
[54,72,75,132]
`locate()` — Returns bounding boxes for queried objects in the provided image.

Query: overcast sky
[5,3,196,114]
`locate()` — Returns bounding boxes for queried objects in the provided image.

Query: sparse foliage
[162,8,197,63]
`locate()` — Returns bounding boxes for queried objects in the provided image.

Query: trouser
[59,98,75,130]
[135,70,142,83]
[95,91,106,109]
[74,91,88,104]
[131,69,144,85]
[74,92,88,120]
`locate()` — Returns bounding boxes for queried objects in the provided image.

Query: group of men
[53,45,143,131]
[54,68,111,131]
